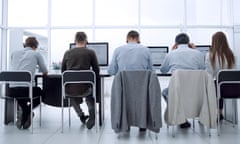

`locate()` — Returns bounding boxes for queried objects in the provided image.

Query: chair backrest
[62,70,95,84]
[0,71,32,99]
[217,69,240,99]
[62,70,96,98]
[0,71,32,83]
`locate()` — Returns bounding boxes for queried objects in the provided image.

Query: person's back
[160,33,205,129]
[160,44,205,73]
[11,47,47,78]
[108,30,152,75]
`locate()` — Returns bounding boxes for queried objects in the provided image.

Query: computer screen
[148,46,169,66]
[195,45,211,55]
[69,42,109,66]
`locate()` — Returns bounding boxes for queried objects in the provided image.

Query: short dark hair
[175,33,189,44]
[75,31,87,43]
[127,30,139,39]
[24,37,39,48]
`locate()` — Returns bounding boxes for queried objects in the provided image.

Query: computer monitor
[147,46,169,66]
[69,42,109,66]
[195,45,211,55]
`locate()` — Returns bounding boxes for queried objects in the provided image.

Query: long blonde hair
[210,31,235,69]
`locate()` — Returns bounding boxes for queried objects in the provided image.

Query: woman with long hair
[205,31,236,120]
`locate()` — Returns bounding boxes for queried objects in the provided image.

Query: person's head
[24,37,39,49]
[74,31,88,46]
[126,30,140,43]
[210,31,235,69]
[175,33,190,44]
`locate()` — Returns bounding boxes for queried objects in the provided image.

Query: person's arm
[147,50,153,70]
[61,51,68,73]
[91,51,100,76]
[160,55,170,73]
[108,49,119,75]
[36,53,48,75]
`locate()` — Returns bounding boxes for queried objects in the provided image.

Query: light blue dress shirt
[160,44,205,73]
[10,47,48,86]
[108,42,153,75]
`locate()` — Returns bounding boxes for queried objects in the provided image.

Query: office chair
[61,70,97,133]
[0,71,42,133]
[165,70,217,137]
[216,69,240,135]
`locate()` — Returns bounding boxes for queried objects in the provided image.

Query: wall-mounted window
[51,0,93,26]
[141,0,184,26]
[95,0,138,26]
[8,0,48,26]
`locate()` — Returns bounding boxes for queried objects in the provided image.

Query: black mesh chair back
[217,70,240,99]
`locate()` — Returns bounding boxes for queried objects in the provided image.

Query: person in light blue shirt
[108,30,153,75]
[160,33,205,128]
[10,37,48,130]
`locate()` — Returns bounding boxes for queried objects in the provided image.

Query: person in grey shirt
[108,30,153,75]
[10,37,48,129]
[160,33,205,128]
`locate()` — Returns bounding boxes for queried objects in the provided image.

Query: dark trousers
[9,87,42,121]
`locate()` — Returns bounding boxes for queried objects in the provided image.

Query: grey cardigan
[111,70,162,133]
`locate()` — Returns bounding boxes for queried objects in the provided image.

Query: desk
[35,72,110,126]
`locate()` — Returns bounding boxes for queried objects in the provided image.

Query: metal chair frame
[0,70,42,133]
[61,70,97,133]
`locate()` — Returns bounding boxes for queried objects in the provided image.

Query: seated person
[61,31,100,129]
[160,33,205,128]
[10,37,48,129]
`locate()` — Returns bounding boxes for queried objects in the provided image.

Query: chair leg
[31,98,33,134]
[61,98,64,133]
[68,98,71,127]
[39,97,42,127]
[13,99,17,124]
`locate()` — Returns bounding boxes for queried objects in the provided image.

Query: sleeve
[108,48,119,75]
[147,49,153,70]
[110,73,122,132]
[160,54,170,73]
[148,73,162,132]
[61,51,69,73]
[90,51,100,77]
[36,52,48,74]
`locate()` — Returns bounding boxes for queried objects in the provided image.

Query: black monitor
[148,46,169,66]
[195,45,211,55]
[69,42,109,66]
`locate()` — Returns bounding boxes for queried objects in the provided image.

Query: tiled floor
[0,77,240,144]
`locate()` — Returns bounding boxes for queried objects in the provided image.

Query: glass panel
[95,0,138,25]
[141,29,181,49]
[8,0,48,26]
[141,0,184,25]
[222,0,233,25]
[187,0,221,25]
[186,29,233,48]
[0,0,2,25]
[50,29,93,65]
[51,0,93,26]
